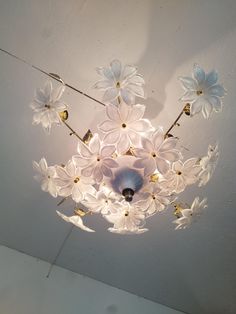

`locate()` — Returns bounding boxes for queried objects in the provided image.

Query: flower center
[122,123,127,128]
[74,177,80,183]
[196,90,203,96]
[116,81,121,88]
[177,171,182,175]
[152,194,156,200]
[44,104,51,109]
[97,157,101,162]
[151,152,157,158]
[124,211,129,217]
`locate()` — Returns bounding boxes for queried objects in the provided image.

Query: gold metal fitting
[59,110,69,121]
[83,129,93,144]
[183,103,191,116]
[174,204,183,218]
[150,173,159,183]
[74,207,86,217]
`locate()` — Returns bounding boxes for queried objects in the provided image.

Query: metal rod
[165,106,186,136]
[62,120,84,143]
[0,47,106,107]
[46,225,74,278]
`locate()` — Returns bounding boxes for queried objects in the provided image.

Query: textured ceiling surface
[0,1,236,313]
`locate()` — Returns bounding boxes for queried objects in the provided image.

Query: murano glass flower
[94,59,145,105]
[30,81,67,132]
[31,60,225,234]
[179,64,226,119]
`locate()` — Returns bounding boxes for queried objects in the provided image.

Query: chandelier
[31,60,225,234]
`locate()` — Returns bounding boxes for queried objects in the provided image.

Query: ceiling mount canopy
[31,59,225,234]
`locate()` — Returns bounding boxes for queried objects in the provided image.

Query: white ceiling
[0,0,236,313]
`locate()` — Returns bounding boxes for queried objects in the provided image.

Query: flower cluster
[30,60,225,234]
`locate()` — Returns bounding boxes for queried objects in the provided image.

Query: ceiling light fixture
[31,60,225,234]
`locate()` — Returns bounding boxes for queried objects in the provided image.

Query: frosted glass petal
[128,75,145,86]
[127,84,145,98]
[39,158,48,172]
[72,185,83,203]
[202,101,213,119]
[159,137,178,151]
[56,211,95,232]
[77,142,92,158]
[117,133,130,154]
[191,98,203,116]
[97,66,114,81]
[153,129,164,150]
[205,70,218,87]
[180,91,198,102]
[81,165,94,177]
[73,156,90,167]
[134,148,150,158]
[110,59,122,81]
[127,104,145,122]
[89,134,101,154]
[93,80,113,90]
[193,64,205,84]
[118,102,130,121]
[122,64,137,80]
[156,157,170,174]
[130,119,153,132]
[44,81,53,100]
[128,130,141,147]
[103,130,120,144]
[99,120,118,132]
[101,165,113,178]
[101,145,116,157]
[66,160,76,177]
[159,150,180,162]
[93,166,103,182]
[179,76,197,90]
[103,88,119,102]
[208,96,222,112]
[52,85,65,102]
[58,185,72,197]
[120,88,135,105]
[208,84,226,97]
[56,166,70,180]
[106,105,120,121]
[103,158,119,168]
[142,137,153,152]
[35,88,47,104]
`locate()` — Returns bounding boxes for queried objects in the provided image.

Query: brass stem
[165,104,188,137]
[0,47,106,107]
[62,120,84,143]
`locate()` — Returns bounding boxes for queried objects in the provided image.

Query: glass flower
[94,59,145,105]
[136,183,175,216]
[30,80,67,132]
[55,159,96,203]
[73,134,119,183]
[173,197,207,229]
[33,158,58,197]
[99,103,154,154]
[56,211,95,232]
[199,143,219,187]
[179,64,226,119]
[133,128,181,175]
[81,186,121,215]
[162,158,201,193]
[104,201,148,234]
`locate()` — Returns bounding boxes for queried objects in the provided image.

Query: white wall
[0,246,182,314]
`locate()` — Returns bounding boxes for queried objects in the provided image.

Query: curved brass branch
[165,103,190,137]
